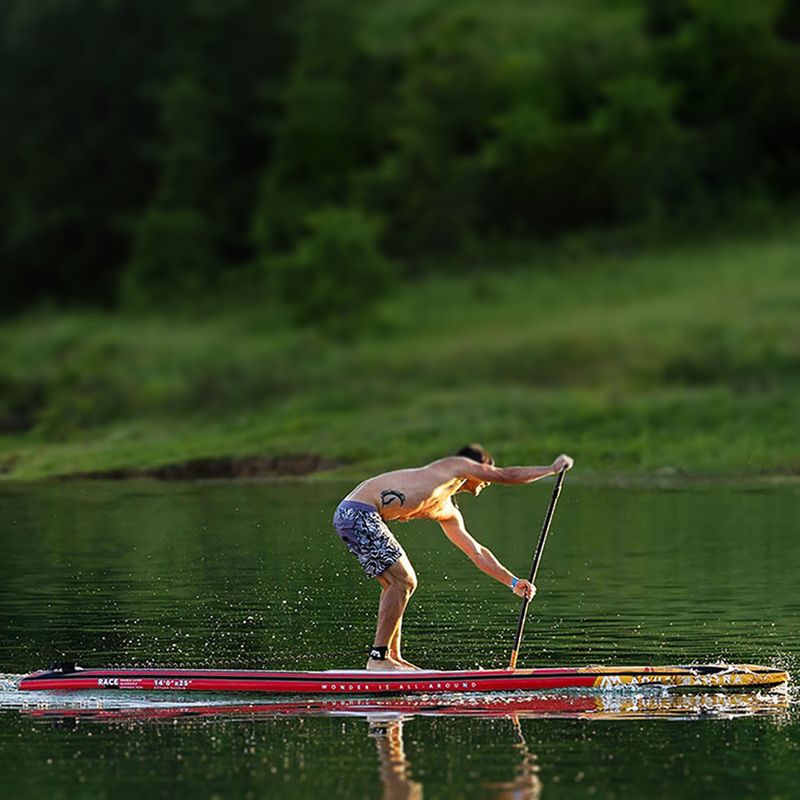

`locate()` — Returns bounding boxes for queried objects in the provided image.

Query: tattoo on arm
[380,489,406,507]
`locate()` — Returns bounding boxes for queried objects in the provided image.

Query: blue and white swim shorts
[332,500,405,578]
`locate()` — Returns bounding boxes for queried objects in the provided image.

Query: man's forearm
[495,465,555,484]
[471,546,516,586]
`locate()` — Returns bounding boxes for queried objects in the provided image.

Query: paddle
[509,468,567,670]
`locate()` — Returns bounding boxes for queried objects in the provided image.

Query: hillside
[1,229,798,480]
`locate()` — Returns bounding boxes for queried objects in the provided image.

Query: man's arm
[445,453,573,485]
[438,508,535,599]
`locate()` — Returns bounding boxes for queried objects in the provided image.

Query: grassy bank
[1,230,799,480]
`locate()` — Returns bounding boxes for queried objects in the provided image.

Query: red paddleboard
[17,662,788,694]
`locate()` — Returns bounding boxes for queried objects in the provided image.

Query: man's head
[456,443,494,466]
[455,443,494,495]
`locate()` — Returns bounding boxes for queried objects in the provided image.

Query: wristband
[510,577,519,592]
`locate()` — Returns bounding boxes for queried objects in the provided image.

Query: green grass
[1,228,799,480]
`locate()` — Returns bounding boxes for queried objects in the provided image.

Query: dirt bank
[61,453,346,481]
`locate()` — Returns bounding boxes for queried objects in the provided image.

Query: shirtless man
[332,444,574,671]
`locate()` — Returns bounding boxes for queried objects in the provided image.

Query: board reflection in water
[11,688,790,799]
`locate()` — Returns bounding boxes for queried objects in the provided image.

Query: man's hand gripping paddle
[509,468,567,670]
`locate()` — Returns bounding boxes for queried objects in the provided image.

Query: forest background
[1,0,799,480]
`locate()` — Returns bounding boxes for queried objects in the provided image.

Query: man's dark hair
[456,443,495,465]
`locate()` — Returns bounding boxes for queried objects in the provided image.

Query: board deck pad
[18,663,789,694]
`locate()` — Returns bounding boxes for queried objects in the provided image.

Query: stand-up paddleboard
[18,662,788,694]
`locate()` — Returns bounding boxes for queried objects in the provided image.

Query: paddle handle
[509,469,567,670]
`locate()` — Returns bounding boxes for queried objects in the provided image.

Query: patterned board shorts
[333,500,406,578]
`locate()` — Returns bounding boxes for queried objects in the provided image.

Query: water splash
[0,674,21,690]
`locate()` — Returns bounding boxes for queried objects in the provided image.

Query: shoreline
[56,453,347,482]
[0,455,796,487]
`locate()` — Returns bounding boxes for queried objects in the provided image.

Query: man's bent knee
[391,573,417,595]
[381,558,418,594]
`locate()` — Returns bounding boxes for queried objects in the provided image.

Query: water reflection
[367,715,542,800]
[368,718,423,800]
[6,689,790,799]
[482,717,542,800]
[10,688,790,723]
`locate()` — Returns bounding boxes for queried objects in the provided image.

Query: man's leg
[368,555,418,670]
[376,571,418,669]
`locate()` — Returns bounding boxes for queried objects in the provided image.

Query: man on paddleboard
[333,445,574,671]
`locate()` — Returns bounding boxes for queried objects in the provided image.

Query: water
[0,479,798,798]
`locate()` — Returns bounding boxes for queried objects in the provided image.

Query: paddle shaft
[509,469,567,670]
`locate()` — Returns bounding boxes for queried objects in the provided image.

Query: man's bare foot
[393,656,421,669]
[366,657,418,671]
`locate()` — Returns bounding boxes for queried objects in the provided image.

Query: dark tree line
[0,0,298,311]
[2,0,799,319]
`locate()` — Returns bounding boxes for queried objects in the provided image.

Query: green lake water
[0,478,798,799]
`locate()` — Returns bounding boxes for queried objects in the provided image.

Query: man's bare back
[332,446,574,671]
[345,460,470,522]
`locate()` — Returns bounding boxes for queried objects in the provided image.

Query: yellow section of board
[586,665,788,690]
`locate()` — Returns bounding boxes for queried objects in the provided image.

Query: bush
[121,73,221,307]
[122,209,219,307]
[272,207,396,330]
[360,10,499,256]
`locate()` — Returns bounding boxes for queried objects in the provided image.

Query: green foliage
[656,0,800,194]
[2,0,800,316]
[252,0,372,253]
[359,10,501,255]
[147,74,219,210]
[273,207,396,329]
[0,373,43,435]
[590,74,693,221]
[124,209,220,306]
[0,0,299,313]
[123,73,221,306]
[0,0,159,310]
[1,228,799,477]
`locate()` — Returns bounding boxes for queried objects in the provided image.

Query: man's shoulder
[425,456,471,474]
